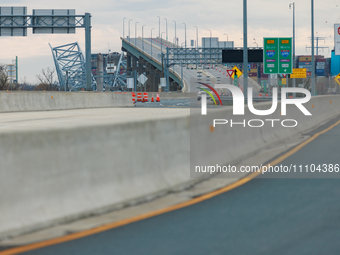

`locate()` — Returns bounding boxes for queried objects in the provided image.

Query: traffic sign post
[264,37,292,75]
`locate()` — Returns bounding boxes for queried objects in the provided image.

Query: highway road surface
[5,116,340,255]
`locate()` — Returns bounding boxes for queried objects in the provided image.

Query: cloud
[1,0,340,83]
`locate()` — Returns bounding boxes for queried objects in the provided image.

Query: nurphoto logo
[199,83,312,128]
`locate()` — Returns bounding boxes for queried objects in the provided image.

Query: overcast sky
[0,0,339,83]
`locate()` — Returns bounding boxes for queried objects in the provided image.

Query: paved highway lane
[12,117,340,255]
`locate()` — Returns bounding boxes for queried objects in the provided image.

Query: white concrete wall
[0,92,133,112]
[0,117,191,239]
[0,95,339,239]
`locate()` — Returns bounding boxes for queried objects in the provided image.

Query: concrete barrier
[0,116,191,239]
[0,92,133,112]
[1,95,339,239]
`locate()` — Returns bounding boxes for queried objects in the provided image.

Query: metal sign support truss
[163,47,223,91]
[0,8,92,90]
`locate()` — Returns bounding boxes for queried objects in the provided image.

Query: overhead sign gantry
[0,6,92,90]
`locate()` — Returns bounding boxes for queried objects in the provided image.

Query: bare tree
[36,67,57,90]
[0,64,9,90]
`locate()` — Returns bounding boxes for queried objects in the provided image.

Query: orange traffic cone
[151,93,154,102]
[156,93,160,102]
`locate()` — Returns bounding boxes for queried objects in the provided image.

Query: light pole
[289,2,296,95]
[253,38,258,47]
[151,28,155,58]
[194,26,198,48]
[224,33,229,41]
[183,23,186,48]
[157,16,160,37]
[123,17,126,38]
[243,0,248,99]
[142,25,146,52]
[207,29,212,63]
[161,31,165,77]
[135,21,139,45]
[128,19,132,42]
[311,0,315,96]
[161,31,165,53]
[164,18,168,40]
[173,20,176,46]
[207,29,212,46]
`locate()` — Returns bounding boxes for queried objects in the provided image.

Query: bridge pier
[126,53,132,77]
[147,64,156,92]
[96,53,104,92]
[132,56,137,74]
[138,57,145,91]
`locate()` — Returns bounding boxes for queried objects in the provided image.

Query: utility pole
[311,0,315,96]
[243,0,248,99]
[306,37,328,55]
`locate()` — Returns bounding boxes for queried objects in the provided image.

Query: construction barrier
[137,93,143,102]
[132,92,136,103]
[131,92,162,103]
[143,92,148,102]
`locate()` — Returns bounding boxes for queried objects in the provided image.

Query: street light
[164,18,168,40]
[161,31,165,53]
[142,25,146,52]
[289,2,296,95]
[253,38,258,47]
[157,16,160,37]
[183,23,186,48]
[194,26,198,48]
[207,30,212,65]
[224,33,228,41]
[311,0,315,96]
[151,28,155,58]
[173,20,176,47]
[243,0,248,99]
[128,19,132,42]
[161,31,165,77]
[207,29,212,44]
[123,17,126,38]
[135,21,139,45]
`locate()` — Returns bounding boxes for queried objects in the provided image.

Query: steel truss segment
[49,42,95,91]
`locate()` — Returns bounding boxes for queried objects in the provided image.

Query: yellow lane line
[1,119,339,255]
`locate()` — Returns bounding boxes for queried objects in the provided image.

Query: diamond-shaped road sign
[335,73,340,86]
[231,66,243,79]
[138,74,148,85]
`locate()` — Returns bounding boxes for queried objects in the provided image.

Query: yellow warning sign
[290,68,307,78]
[334,73,340,86]
[282,78,287,85]
[231,66,243,79]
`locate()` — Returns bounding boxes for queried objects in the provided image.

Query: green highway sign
[263,38,279,74]
[278,38,293,74]
[263,37,292,74]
